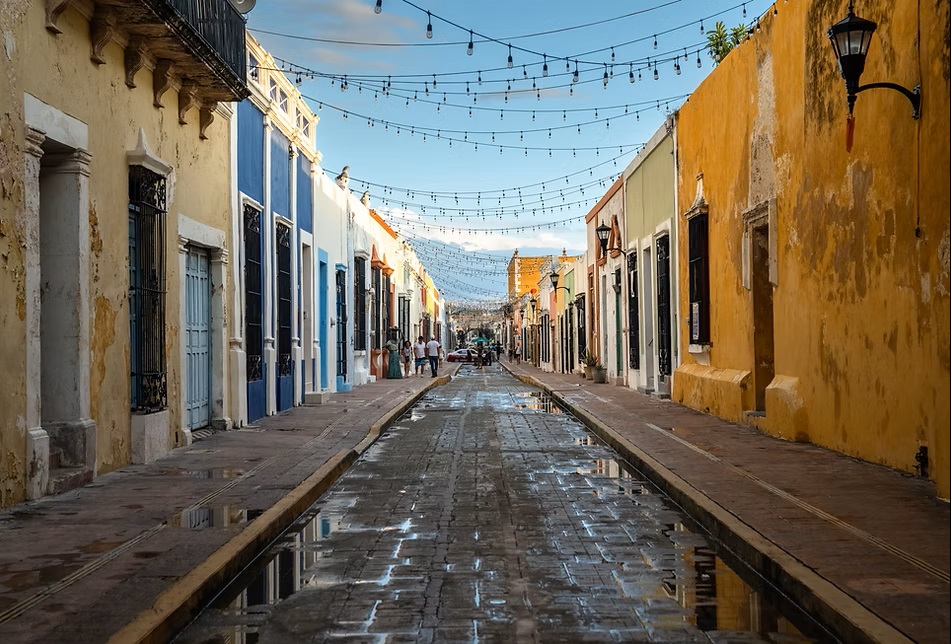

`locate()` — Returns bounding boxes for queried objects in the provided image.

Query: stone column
[39,147,97,476]
[24,128,49,500]
[210,248,231,430]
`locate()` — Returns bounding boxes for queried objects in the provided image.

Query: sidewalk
[503,361,949,644]
[0,367,456,644]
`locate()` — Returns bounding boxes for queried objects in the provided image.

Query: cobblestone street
[179,366,828,643]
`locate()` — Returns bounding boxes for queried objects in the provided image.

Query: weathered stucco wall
[674,0,950,497]
[1,1,233,504]
[0,0,31,507]
[625,134,675,244]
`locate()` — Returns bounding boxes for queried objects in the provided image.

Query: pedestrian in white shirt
[426,337,441,377]
[413,336,427,377]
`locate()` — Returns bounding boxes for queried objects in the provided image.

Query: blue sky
[247,0,770,304]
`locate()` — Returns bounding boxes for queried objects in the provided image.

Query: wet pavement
[178,365,831,643]
[0,370,452,644]
[502,362,950,644]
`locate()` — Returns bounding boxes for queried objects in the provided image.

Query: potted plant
[592,361,608,384]
[581,353,597,379]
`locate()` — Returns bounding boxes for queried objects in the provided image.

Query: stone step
[47,466,93,496]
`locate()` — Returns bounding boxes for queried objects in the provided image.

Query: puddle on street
[185,468,245,480]
[512,391,564,414]
[168,505,249,530]
[176,385,835,643]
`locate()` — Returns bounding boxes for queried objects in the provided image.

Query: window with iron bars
[277,223,292,377]
[354,257,367,350]
[129,165,167,412]
[371,266,381,350]
[688,213,710,344]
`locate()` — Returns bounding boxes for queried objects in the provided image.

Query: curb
[110,373,453,644]
[501,363,910,644]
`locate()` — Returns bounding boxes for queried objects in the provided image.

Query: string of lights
[296,93,687,142]
[258,0,756,68]
[334,150,630,198]
[387,211,588,235]
[266,38,708,98]
[400,233,513,263]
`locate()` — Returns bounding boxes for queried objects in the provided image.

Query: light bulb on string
[653,34,658,49]
[697,51,702,68]
[542,55,548,77]
[425,12,432,39]
[522,65,528,79]
[743,3,747,17]
[507,45,513,69]
[467,30,473,55]
[477,71,482,85]
[572,60,579,83]
[374,0,382,14]
[629,63,635,83]
[602,64,609,87]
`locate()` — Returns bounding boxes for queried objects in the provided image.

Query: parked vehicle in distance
[446,348,476,362]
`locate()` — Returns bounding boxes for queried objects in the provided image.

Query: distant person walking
[514,340,522,365]
[426,336,441,377]
[402,341,413,378]
[413,336,427,377]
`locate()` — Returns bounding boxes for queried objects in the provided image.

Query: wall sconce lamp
[549,271,571,294]
[596,222,627,255]
[827,2,921,120]
[530,296,537,314]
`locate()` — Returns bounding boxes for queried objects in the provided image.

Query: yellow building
[672,1,949,497]
[507,249,548,300]
[0,0,247,506]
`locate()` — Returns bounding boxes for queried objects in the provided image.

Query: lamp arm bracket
[855,82,921,119]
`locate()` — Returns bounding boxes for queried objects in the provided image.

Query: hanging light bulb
[432,74,437,89]
[629,63,634,83]
[477,71,482,85]
[374,0,382,14]
[467,30,474,55]
[603,63,609,87]
[610,47,616,62]
[425,11,432,39]
[542,54,548,77]
[653,34,658,49]
[572,60,579,83]
[566,58,571,72]
[700,18,704,33]
[697,51,702,68]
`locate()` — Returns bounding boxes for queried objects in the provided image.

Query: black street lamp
[549,271,571,294]
[827,2,920,119]
[596,222,626,255]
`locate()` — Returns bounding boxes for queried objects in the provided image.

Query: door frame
[177,215,229,444]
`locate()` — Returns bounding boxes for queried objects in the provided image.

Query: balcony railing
[166,0,245,80]
[147,0,249,100]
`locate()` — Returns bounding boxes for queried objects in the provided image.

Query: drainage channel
[174,379,837,643]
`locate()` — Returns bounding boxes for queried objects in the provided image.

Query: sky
[246,0,772,305]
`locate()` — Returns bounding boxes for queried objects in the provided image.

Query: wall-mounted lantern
[827,2,921,120]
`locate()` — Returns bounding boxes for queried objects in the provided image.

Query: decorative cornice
[127,128,173,177]
[124,37,149,88]
[153,59,176,108]
[25,128,46,158]
[199,103,217,140]
[45,0,73,34]
[89,6,117,65]
[178,81,199,124]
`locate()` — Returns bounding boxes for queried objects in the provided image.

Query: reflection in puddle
[175,509,333,643]
[513,391,564,414]
[168,506,248,529]
[185,468,245,480]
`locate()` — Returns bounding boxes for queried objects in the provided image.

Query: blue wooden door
[244,205,266,422]
[276,223,294,411]
[185,248,211,429]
